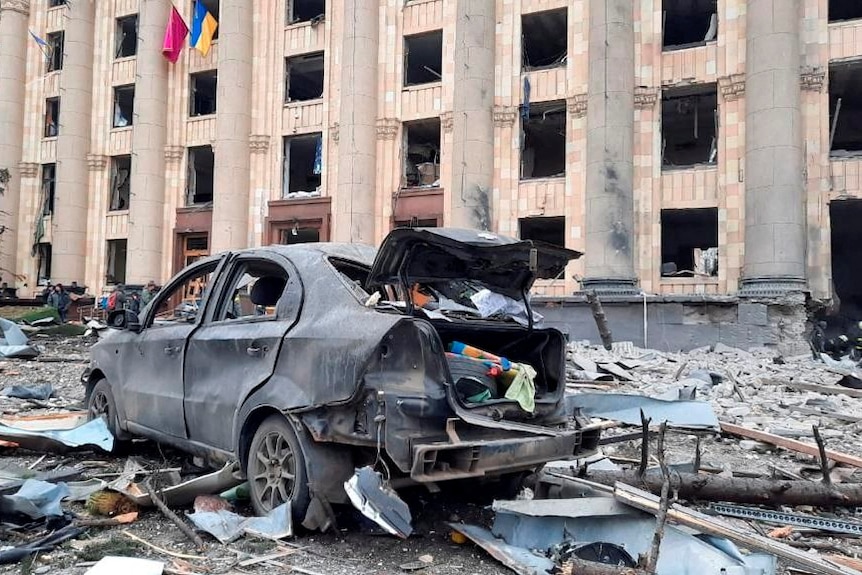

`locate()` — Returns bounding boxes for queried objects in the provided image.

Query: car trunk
[368,228,581,423]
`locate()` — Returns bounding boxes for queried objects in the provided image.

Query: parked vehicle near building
[83,228,601,522]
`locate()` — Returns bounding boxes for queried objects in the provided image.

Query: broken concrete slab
[567,393,719,429]
[0,415,113,453]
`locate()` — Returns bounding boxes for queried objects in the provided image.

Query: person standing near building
[141,281,157,307]
[107,284,127,312]
[48,284,71,323]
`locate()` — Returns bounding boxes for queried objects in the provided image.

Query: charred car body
[83,228,601,522]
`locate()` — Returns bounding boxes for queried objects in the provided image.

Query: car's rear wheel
[247,415,310,520]
[87,379,129,442]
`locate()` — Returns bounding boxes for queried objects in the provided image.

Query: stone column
[333,0,378,243]
[0,0,29,286]
[449,0,495,230]
[211,0,252,253]
[739,0,806,295]
[127,0,170,284]
[582,0,637,295]
[53,0,95,285]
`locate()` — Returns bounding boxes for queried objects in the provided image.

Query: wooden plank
[790,405,862,424]
[613,483,862,575]
[781,380,862,399]
[719,422,862,469]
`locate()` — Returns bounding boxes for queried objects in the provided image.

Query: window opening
[521,9,567,71]
[40,164,56,216]
[115,15,138,58]
[660,208,719,277]
[285,52,325,102]
[113,85,135,127]
[402,118,441,189]
[663,0,717,50]
[187,146,214,205]
[287,0,325,24]
[404,31,443,86]
[190,71,218,116]
[830,0,862,22]
[106,239,128,285]
[521,101,566,179]
[36,243,52,285]
[661,84,718,168]
[46,32,64,72]
[109,156,132,211]
[519,216,565,248]
[282,133,322,199]
[44,98,60,138]
[829,62,862,157]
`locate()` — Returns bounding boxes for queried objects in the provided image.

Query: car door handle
[247,346,266,357]
[164,346,179,356]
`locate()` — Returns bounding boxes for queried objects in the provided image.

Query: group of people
[40,280,159,324]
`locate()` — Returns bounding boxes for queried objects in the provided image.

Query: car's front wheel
[247,415,310,520]
[87,378,129,442]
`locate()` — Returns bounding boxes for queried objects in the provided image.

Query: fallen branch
[122,530,204,561]
[720,422,862,468]
[638,410,651,478]
[585,290,613,351]
[74,511,138,527]
[145,480,205,550]
[813,426,833,485]
[581,470,862,507]
[645,422,670,574]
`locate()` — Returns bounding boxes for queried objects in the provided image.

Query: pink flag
[162,7,189,63]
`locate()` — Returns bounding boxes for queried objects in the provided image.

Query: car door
[120,256,227,439]
[183,252,302,451]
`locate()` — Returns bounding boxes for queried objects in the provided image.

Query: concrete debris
[84,556,164,575]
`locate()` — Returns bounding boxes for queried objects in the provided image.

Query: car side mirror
[108,309,141,333]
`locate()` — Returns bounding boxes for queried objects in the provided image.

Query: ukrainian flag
[190,0,218,57]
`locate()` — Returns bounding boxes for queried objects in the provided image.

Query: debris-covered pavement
[3,330,862,574]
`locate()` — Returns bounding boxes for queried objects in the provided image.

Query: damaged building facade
[0,0,860,347]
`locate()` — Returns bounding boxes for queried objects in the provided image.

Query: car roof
[234,243,378,267]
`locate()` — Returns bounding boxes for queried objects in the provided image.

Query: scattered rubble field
[2,334,862,574]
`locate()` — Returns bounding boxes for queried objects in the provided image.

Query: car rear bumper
[409,425,598,482]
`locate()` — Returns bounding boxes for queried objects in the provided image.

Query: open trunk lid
[367,228,582,298]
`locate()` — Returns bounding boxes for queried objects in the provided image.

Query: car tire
[247,415,311,521]
[87,379,130,442]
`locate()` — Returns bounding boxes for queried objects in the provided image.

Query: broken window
[404,31,443,86]
[190,71,218,117]
[151,258,216,326]
[44,98,59,138]
[285,52,325,103]
[46,32,64,72]
[394,217,438,229]
[661,84,718,168]
[521,9,567,71]
[660,208,718,277]
[663,0,717,50]
[282,133,322,198]
[48,0,66,7]
[402,118,440,188]
[280,225,320,244]
[36,243,52,285]
[187,145,214,205]
[113,85,135,128]
[109,156,132,211]
[830,0,862,22]
[286,0,324,24]
[216,260,288,320]
[830,200,862,317]
[115,15,138,58]
[40,164,56,216]
[521,101,566,179]
[106,239,128,285]
[519,216,565,248]
[829,62,862,156]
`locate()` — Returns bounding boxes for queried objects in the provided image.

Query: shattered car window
[329,258,373,301]
[216,261,288,321]
[150,265,216,326]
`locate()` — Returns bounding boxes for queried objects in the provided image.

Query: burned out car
[83,228,601,522]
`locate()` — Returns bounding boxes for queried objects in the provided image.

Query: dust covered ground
[1,335,862,573]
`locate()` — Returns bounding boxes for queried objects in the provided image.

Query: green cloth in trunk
[504,363,537,412]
